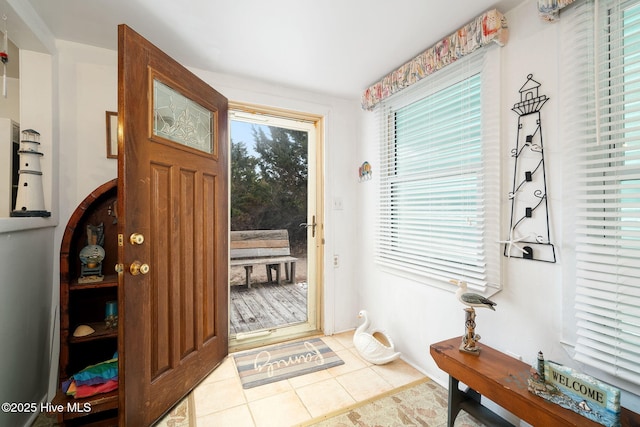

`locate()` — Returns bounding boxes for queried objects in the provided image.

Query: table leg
[244,265,253,289]
[266,265,273,283]
[448,376,462,427]
[447,376,512,427]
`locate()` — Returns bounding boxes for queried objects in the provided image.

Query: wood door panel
[146,166,219,376]
[178,169,197,358]
[202,173,218,341]
[150,163,172,380]
[119,24,228,426]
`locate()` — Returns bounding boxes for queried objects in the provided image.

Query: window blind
[375,50,501,294]
[564,0,640,386]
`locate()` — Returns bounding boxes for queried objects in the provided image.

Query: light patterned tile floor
[32,330,482,427]
[193,330,427,427]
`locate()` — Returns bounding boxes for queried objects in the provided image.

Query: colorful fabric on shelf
[74,379,119,399]
[361,9,508,110]
[75,374,119,387]
[64,355,118,398]
[72,358,118,385]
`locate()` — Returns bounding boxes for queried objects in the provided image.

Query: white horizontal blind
[375,51,501,293]
[566,0,640,385]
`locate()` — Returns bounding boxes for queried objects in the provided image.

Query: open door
[117,25,228,426]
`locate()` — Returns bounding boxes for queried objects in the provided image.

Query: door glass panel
[153,79,213,153]
[228,109,320,349]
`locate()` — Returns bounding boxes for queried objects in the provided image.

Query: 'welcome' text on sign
[547,363,605,404]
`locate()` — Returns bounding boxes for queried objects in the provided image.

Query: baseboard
[20,394,49,427]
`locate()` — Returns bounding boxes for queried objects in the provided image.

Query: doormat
[233,338,344,389]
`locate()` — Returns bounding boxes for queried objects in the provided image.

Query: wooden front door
[117,25,228,426]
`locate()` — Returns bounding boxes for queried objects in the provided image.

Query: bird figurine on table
[454,280,497,311]
[451,280,496,354]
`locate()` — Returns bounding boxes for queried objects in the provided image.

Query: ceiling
[22,0,525,99]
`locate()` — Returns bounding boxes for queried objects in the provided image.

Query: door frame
[227,101,324,351]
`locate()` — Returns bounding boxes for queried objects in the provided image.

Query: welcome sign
[529,359,621,427]
[546,362,613,407]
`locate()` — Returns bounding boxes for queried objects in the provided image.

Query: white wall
[356,0,640,418]
[56,40,118,214]
[0,50,55,427]
[0,79,20,122]
[0,35,21,122]
[0,227,54,427]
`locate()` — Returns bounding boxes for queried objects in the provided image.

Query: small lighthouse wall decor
[502,74,555,262]
[11,129,50,217]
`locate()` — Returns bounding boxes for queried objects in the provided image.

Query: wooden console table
[430,337,640,427]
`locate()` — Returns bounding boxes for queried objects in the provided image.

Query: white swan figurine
[353,310,401,365]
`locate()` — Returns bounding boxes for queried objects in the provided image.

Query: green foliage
[230,141,269,230]
[230,125,308,253]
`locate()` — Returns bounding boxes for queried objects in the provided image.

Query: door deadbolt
[130,233,145,245]
[130,261,150,275]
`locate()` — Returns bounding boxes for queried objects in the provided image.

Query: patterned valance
[361,9,508,111]
[538,0,576,21]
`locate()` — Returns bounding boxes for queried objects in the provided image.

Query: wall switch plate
[333,197,343,210]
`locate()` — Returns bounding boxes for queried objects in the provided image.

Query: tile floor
[193,330,427,427]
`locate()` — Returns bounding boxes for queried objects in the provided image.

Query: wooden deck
[229,281,308,335]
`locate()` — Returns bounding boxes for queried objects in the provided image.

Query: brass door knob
[130,261,150,275]
[130,233,145,245]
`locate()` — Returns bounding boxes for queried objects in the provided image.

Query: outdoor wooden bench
[230,229,297,288]
[430,337,640,427]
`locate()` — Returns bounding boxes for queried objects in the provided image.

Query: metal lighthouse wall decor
[501,74,555,262]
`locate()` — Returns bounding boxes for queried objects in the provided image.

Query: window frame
[375,49,502,296]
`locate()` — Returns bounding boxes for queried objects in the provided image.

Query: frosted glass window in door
[153,79,213,154]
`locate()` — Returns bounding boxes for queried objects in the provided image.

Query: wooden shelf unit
[70,274,118,289]
[55,179,119,426]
